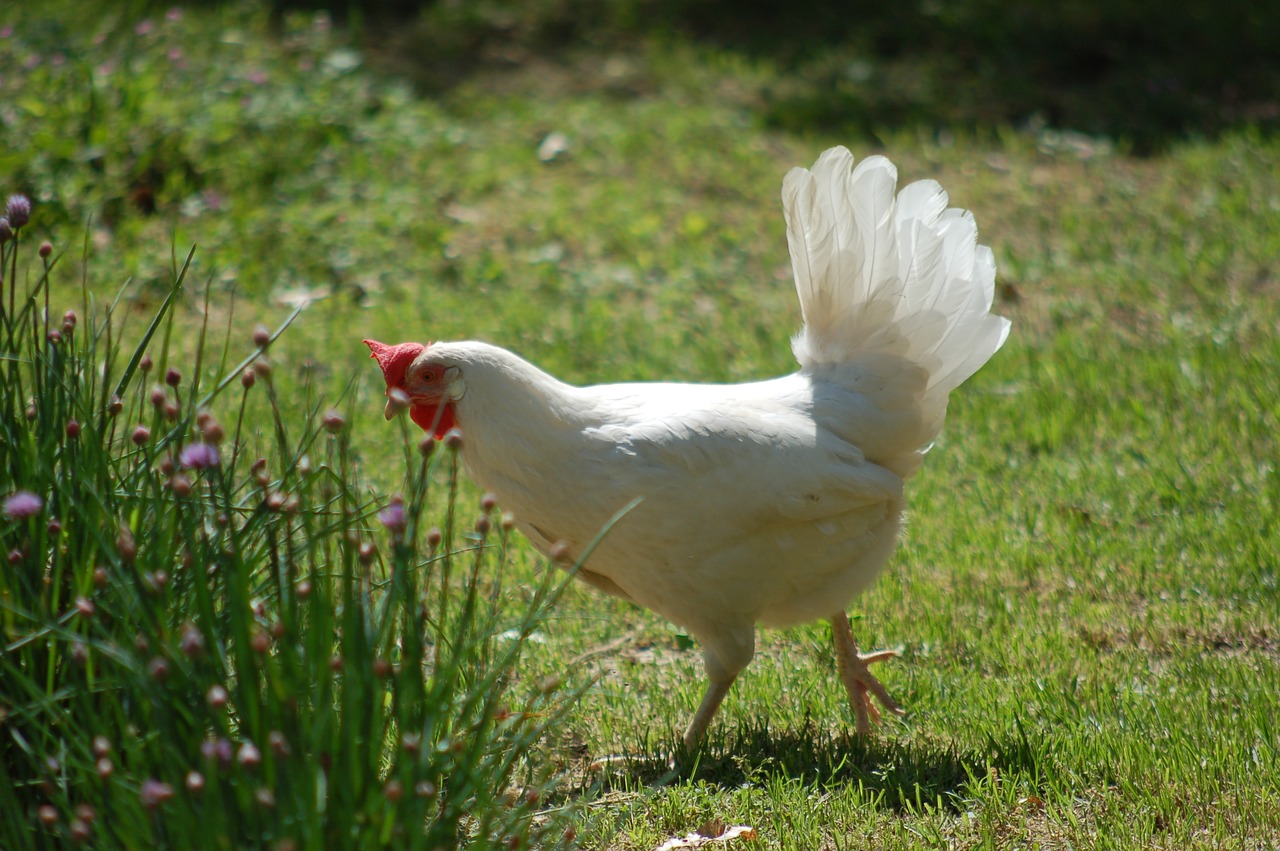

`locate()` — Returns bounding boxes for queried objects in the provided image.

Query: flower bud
[253,324,271,347]
[384,780,403,803]
[63,310,77,331]
[47,329,62,345]
[240,368,256,388]
[165,367,181,387]
[75,596,95,618]
[92,736,110,757]
[131,425,151,446]
[147,657,169,681]
[170,474,192,497]
[149,386,167,407]
[185,771,205,793]
[0,218,10,243]
[202,420,225,445]
[6,194,31,228]
[70,819,91,842]
[140,353,153,373]
[180,623,204,657]
[38,804,58,826]
[237,741,262,768]
[66,419,81,439]
[39,241,52,259]
[207,685,228,708]
[322,409,345,433]
[107,395,123,416]
[444,428,464,450]
[268,731,290,757]
[252,358,272,379]
[96,758,113,779]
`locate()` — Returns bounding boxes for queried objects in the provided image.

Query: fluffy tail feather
[782,147,1011,449]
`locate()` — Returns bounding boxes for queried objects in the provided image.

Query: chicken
[366,147,1010,749]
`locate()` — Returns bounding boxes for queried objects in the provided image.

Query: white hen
[366,147,1010,748]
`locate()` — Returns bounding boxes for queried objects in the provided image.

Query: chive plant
[0,198,582,849]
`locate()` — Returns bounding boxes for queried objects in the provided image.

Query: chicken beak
[384,388,411,421]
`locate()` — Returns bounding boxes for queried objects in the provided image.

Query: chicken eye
[419,366,440,384]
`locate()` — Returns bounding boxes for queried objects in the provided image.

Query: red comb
[363,339,425,388]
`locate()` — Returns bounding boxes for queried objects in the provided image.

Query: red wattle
[410,403,457,440]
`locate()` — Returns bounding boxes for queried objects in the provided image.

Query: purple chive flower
[378,496,406,533]
[139,779,173,809]
[178,442,220,470]
[4,490,42,519]
[0,218,11,243]
[5,195,30,229]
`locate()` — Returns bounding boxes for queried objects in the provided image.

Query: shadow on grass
[584,715,1053,812]
[274,0,1280,155]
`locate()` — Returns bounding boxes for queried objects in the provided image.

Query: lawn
[2,2,1278,848]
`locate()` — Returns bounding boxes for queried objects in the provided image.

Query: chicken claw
[831,611,904,734]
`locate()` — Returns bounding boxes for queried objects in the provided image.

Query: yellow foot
[832,611,905,734]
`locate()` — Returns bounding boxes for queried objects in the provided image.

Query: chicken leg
[682,628,755,750]
[831,611,904,734]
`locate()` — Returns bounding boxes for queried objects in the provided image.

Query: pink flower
[4,491,42,519]
[139,779,173,809]
[179,443,220,470]
[378,496,406,533]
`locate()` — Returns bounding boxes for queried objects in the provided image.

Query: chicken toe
[831,611,904,735]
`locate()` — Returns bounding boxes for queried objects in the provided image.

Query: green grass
[4,2,1279,847]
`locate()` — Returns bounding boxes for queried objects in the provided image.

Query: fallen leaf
[537,131,571,162]
[653,824,757,850]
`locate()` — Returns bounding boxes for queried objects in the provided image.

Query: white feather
[785,146,1011,461]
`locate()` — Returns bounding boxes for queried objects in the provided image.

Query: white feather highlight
[784,147,1011,453]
